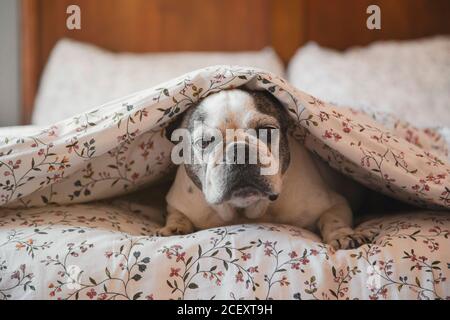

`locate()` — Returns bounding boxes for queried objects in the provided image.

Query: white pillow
[288,36,450,128]
[32,39,284,125]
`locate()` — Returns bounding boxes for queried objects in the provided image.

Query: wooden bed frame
[21,0,450,124]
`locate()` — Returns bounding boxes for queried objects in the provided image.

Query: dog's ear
[164,114,185,143]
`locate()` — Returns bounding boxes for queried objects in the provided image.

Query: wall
[0,0,20,126]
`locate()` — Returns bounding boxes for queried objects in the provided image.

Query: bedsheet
[0,202,448,300]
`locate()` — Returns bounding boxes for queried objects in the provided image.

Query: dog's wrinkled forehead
[185,89,284,130]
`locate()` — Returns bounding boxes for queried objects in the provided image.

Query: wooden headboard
[21,0,450,124]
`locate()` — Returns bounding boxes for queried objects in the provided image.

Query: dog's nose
[268,193,279,201]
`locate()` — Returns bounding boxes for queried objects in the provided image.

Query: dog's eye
[195,136,215,149]
[256,126,278,137]
[256,126,278,146]
[257,126,278,132]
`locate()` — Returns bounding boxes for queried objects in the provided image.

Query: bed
[1,0,449,300]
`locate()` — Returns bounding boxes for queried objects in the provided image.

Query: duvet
[0,66,449,299]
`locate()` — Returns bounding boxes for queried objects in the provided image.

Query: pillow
[32,39,284,125]
[287,36,450,128]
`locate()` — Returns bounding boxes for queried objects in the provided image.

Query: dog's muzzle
[222,142,279,206]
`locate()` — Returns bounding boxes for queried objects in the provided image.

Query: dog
[157,88,374,249]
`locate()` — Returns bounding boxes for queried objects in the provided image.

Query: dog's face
[167,89,290,220]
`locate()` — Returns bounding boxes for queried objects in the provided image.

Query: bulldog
[157,88,373,249]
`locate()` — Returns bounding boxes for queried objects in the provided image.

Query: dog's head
[166,89,291,220]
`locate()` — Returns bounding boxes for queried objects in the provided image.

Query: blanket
[1,66,450,300]
[0,66,449,210]
[1,203,449,299]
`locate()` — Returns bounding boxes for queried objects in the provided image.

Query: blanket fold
[0,66,449,210]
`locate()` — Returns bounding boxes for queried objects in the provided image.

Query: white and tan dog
[157,89,372,249]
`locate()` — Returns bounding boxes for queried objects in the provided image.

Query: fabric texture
[0,203,449,300]
[1,66,449,299]
[32,39,284,125]
[2,66,449,209]
[287,36,450,128]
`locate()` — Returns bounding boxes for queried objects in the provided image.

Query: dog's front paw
[326,227,372,250]
[155,221,194,237]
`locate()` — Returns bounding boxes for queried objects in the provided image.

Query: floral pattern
[0,66,449,209]
[0,66,450,299]
[0,203,449,299]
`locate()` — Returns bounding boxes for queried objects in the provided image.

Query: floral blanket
[0,66,449,299]
[0,203,449,300]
